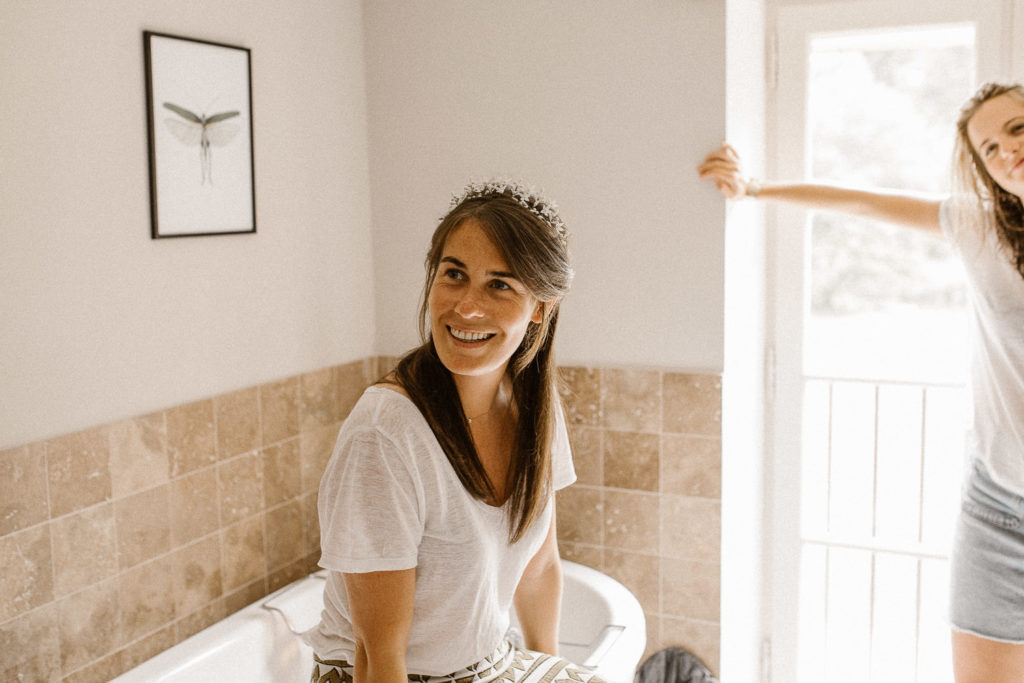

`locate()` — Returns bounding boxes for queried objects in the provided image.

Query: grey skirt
[949,461,1024,642]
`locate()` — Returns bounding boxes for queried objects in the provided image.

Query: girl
[698,82,1024,683]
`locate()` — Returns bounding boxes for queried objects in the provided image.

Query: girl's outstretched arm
[697,142,944,236]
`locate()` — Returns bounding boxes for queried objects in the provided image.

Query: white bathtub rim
[112,559,646,683]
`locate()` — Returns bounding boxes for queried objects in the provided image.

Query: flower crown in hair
[449,178,569,246]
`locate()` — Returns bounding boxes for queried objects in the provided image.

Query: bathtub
[111,560,645,683]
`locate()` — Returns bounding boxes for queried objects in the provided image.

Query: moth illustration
[162,102,241,185]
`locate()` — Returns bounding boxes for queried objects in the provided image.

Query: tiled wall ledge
[0,361,721,681]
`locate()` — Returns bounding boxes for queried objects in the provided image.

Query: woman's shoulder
[348,381,418,426]
[940,194,992,246]
[375,373,411,399]
[942,193,987,215]
[339,382,438,455]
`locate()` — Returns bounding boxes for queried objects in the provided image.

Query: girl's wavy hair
[389,182,573,543]
[954,81,1024,277]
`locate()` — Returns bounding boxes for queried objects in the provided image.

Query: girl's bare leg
[953,630,1024,683]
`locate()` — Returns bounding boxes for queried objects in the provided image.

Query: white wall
[0,0,375,450]
[363,1,728,371]
[1,1,733,450]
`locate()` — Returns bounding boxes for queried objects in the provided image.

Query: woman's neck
[454,367,510,424]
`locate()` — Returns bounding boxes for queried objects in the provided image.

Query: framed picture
[144,31,256,238]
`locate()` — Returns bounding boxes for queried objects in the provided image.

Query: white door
[767,2,1006,681]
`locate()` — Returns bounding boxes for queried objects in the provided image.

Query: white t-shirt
[305,385,576,676]
[941,198,1024,495]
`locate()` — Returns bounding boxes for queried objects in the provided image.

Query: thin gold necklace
[466,386,507,424]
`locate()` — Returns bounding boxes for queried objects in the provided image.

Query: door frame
[764,2,1008,680]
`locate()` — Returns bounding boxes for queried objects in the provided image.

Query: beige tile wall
[0,359,379,683]
[557,367,723,674]
[0,360,722,681]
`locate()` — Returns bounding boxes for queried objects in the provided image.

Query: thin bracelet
[745,178,762,198]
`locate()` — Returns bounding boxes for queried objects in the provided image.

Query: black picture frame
[144,31,256,238]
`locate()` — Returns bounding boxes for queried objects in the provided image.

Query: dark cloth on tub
[633,647,718,683]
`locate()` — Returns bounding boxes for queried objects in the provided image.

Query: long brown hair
[954,81,1024,277]
[389,184,573,543]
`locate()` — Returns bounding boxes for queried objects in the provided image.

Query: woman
[305,180,605,683]
[698,82,1024,683]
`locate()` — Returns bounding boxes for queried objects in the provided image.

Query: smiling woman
[303,180,598,683]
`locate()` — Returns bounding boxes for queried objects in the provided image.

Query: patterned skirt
[310,640,608,683]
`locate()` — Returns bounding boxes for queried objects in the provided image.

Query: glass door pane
[804,26,972,384]
[796,25,973,683]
